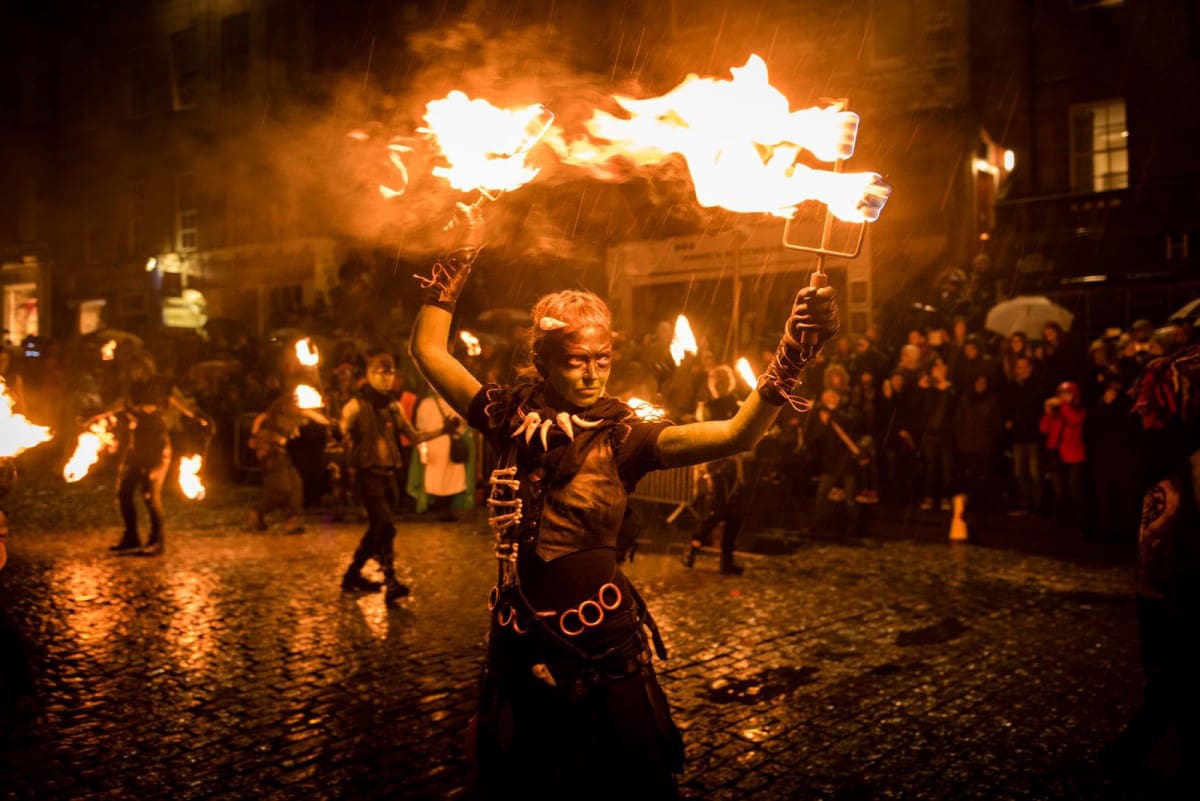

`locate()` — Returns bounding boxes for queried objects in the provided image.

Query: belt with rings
[488,580,625,638]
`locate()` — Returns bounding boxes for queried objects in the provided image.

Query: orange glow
[178,454,206,501]
[419,91,554,193]
[627,397,666,422]
[670,315,698,366]
[63,418,115,482]
[100,339,117,361]
[294,384,323,410]
[459,330,482,357]
[295,338,319,367]
[0,381,51,458]
[553,55,890,221]
[735,357,757,388]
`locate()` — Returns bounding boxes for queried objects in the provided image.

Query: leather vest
[350,395,404,470]
[530,438,627,562]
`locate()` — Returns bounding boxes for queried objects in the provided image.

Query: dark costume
[685,393,744,573]
[250,396,306,532]
[469,382,683,800]
[112,377,172,552]
[341,385,412,602]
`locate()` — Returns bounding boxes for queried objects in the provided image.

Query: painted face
[545,326,613,409]
[367,361,395,393]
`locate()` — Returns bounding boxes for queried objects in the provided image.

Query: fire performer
[409,206,838,797]
[338,350,459,604]
[248,387,331,535]
[101,356,209,556]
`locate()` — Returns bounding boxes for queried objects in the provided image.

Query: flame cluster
[295,338,320,367]
[0,382,51,459]
[63,418,116,483]
[459,330,482,357]
[366,54,890,224]
[735,358,757,388]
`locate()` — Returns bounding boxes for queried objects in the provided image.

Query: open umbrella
[1168,297,1200,323]
[985,296,1074,339]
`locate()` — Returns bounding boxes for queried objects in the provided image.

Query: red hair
[524,290,612,379]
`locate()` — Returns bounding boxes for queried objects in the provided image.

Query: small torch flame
[63,418,116,482]
[669,315,699,367]
[554,55,890,222]
[0,382,52,459]
[627,397,666,422]
[735,357,757,388]
[295,338,320,367]
[100,339,117,361]
[178,454,206,501]
[459,330,482,357]
[420,91,554,194]
[294,384,323,410]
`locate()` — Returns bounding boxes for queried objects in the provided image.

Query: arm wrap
[415,246,481,313]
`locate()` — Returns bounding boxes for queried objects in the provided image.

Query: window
[177,173,198,252]
[220,13,251,99]
[78,299,107,335]
[128,181,147,255]
[3,283,39,343]
[870,0,915,63]
[169,27,200,111]
[1070,99,1129,192]
[267,2,300,89]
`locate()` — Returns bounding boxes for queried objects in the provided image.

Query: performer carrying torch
[410,205,838,798]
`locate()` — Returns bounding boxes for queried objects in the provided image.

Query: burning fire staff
[409,207,838,798]
[338,350,458,605]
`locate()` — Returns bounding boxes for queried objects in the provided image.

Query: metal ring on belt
[492,581,626,637]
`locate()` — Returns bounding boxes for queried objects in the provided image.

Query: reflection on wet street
[1,519,1143,800]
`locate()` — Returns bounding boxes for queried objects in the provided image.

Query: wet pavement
[0,487,1159,800]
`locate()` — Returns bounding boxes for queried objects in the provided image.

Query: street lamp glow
[1003,149,1015,172]
[145,257,158,272]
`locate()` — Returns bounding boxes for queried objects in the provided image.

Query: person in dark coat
[953,374,1004,513]
[1086,379,1138,542]
[1003,356,1047,515]
[917,359,956,511]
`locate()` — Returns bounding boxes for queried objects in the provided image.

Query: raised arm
[410,204,484,418]
[657,285,838,468]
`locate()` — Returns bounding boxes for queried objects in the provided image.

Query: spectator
[954,374,1004,514]
[918,359,956,511]
[807,389,863,538]
[1041,321,1080,387]
[952,334,999,389]
[852,335,888,382]
[881,369,921,503]
[1000,332,1032,383]
[823,363,851,405]
[1004,356,1047,516]
[1040,381,1087,526]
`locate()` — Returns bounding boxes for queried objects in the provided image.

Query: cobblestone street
[0,489,1155,800]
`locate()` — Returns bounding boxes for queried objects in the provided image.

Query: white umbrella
[1168,297,1200,322]
[985,295,1074,338]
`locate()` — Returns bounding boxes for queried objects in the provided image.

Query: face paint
[367,362,396,393]
[545,326,613,410]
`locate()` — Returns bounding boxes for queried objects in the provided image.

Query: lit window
[1070,99,1128,193]
[220,13,251,99]
[177,173,198,252]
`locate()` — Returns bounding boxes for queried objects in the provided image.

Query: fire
[178,454,206,501]
[459,330,482,357]
[735,358,757,388]
[669,315,698,366]
[627,397,666,422]
[100,339,117,361]
[63,418,116,482]
[419,91,555,194]
[0,382,51,459]
[553,55,891,221]
[295,338,319,367]
[294,384,323,410]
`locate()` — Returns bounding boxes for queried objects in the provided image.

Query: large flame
[459,330,482,357]
[419,91,555,194]
[63,418,115,482]
[553,55,890,221]
[294,384,323,410]
[100,339,117,361]
[0,382,51,459]
[735,357,757,388]
[178,454,206,501]
[295,338,319,367]
[669,315,698,367]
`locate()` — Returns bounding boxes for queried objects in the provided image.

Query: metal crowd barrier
[630,466,697,523]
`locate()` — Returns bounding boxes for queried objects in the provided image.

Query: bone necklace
[510,409,603,451]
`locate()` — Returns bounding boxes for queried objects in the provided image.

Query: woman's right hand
[449,202,485,250]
